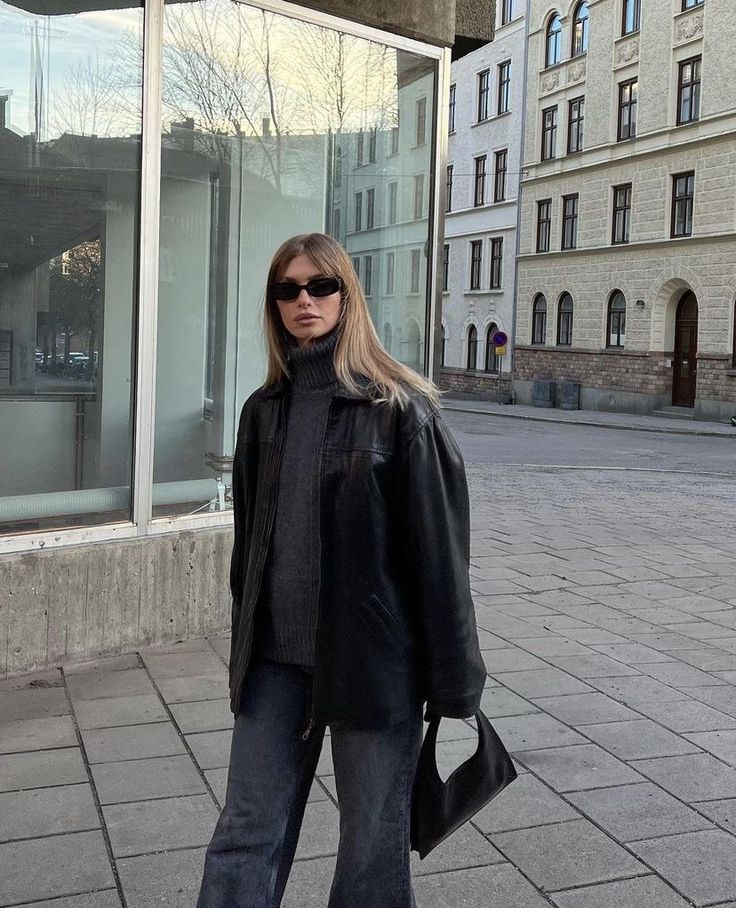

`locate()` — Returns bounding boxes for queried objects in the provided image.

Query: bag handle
[420,711,494,787]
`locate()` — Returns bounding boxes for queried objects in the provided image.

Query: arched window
[557,293,574,345]
[571,2,589,56]
[546,14,562,67]
[485,324,499,372]
[607,291,626,348]
[532,294,547,345]
[440,325,446,366]
[467,325,478,370]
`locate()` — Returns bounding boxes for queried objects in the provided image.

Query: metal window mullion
[132,0,164,533]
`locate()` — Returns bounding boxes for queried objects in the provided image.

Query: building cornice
[518,231,736,261]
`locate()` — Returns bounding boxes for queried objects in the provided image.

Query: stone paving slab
[91,754,207,805]
[473,773,580,834]
[0,784,99,841]
[168,698,233,734]
[490,818,646,892]
[0,831,115,905]
[116,846,206,908]
[103,794,219,858]
[516,743,644,792]
[81,722,186,764]
[629,829,736,906]
[73,694,168,730]
[630,753,736,801]
[0,747,87,792]
[65,669,155,701]
[0,687,69,723]
[15,893,122,908]
[0,714,77,753]
[579,718,702,760]
[413,863,551,908]
[549,876,692,908]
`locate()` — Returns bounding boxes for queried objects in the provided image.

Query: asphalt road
[443,409,736,476]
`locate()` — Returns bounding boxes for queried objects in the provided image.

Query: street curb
[440,402,735,439]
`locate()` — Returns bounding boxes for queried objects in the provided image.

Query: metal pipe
[0,479,224,522]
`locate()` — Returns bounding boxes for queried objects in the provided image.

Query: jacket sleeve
[400,411,486,719]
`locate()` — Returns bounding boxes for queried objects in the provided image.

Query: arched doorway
[672,291,698,407]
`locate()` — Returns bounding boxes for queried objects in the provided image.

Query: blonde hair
[262,233,442,410]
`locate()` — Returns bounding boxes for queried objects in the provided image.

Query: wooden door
[672,291,698,407]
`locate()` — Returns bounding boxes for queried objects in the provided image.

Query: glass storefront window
[0,1,143,535]
[153,0,437,517]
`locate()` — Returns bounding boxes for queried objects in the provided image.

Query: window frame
[470,240,483,290]
[546,14,562,68]
[484,324,499,372]
[607,291,627,348]
[385,251,395,296]
[497,60,511,114]
[501,0,514,25]
[474,155,487,207]
[413,173,424,220]
[612,183,632,244]
[571,1,589,57]
[622,0,640,35]
[442,244,449,292]
[467,324,478,370]
[477,69,491,122]
[410,249,421,293]
[567,96,585,154]
[541,105,558,161]
[363,254,373,296]
[617,78,638,141]
[388,181,398,225]
[490,237,503,289]
[354,191,363,232]
[494,149,508,202]
[368,127,377,163]
[416,96,427,145]
[446,164,453,213]
[677,55,702,126]
[448,83,456,133]
[366,187,375,229]
[557,292,574,346]
[536,198,552,253]
[532,294,547,345]
[671,171,695,238]
[561,193,579,250]
[682,0,704,9]
[732,299,736,368]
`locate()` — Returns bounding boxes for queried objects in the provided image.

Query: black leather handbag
[410,710,517,859]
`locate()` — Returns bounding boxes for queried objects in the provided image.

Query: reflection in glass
[0,0,142,534]
[154,0,437,516]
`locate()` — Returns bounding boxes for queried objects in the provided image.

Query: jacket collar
[260,375,374,401]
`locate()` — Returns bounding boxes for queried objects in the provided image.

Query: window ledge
[726,370,736,378]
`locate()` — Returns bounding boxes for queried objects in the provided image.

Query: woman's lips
[296,315,319,323]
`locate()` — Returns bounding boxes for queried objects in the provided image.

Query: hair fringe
[262,233,443,411]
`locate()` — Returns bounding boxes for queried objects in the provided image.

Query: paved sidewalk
[2,465,736,907]
[441,395,736,438]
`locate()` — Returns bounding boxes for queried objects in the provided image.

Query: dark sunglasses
[271,277,342,302]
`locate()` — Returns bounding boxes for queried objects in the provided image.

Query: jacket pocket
[357,593,410,653]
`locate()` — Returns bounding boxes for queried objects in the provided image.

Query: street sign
[495,345,507,356]
[492,330,508,348]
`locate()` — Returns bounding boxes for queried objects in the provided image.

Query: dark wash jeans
[197,658,423,908]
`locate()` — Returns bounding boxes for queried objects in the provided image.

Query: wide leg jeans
[197,658,423,908]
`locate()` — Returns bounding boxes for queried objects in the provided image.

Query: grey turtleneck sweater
[254,329,339,669]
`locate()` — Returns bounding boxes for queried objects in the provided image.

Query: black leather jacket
[228,376,486,730]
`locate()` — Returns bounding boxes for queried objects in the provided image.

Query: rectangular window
[612,183,632,244]
[357,130,364,166]
[622,0,640,35]
[363,255,373,296]
[494,149,507,202]
[470,240,483,290]
[618,79,638,140]
[477,70,490,122]
[442,244,450,292]
[354,192,362,231]
[490,238,503,289]
[449,83,456,133]
[497,60,511,114]
[541,106,557,160]
[474,155,487,207]
[561,193,579,250]
[0,330,12,386]
[446,164,454,213]
[501,0,514,25]
[390,121,399,155]
[672,171,695,237]
[388,181,398,224]
[352,256,361,279]
[410,249,421,293]
[682,0,704,8]
[678,56,702,125]
[567,96,585,154]
[537,198,552,252]
[416,97,427,145]
[368,127,377,162]
[386,252,395,295]
[333,207,341,238]
[414,174,424,220]
[366,188,375,229]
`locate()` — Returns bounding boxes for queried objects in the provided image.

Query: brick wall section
[698,355,736,403]
[438,367,512,401]
[514,347,672,395]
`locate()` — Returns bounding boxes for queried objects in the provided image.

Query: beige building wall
[515,0,736,419]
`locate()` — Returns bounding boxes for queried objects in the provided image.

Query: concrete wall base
[0,529,233,678]
[513,379,670,415]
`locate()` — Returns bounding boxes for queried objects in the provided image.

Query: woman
[198,233,485,908]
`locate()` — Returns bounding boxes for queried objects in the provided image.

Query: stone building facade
[439,0,527,400]
[515,0,736,420]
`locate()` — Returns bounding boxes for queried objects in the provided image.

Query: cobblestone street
[2,413,736,907]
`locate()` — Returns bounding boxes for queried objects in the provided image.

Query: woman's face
[275,254,342,347]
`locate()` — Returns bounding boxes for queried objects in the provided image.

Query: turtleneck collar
[287,328,339,391]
